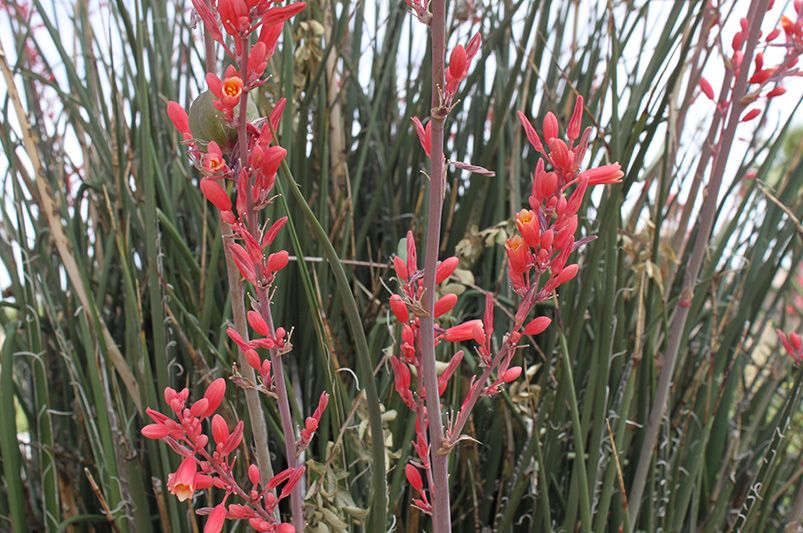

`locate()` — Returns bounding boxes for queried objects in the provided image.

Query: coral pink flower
[167,101,191,138]
[168,457,197,502]
[204,503,227,533]
[443,320,486,345]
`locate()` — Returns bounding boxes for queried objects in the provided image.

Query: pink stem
[201,7,276,489]
[418,0,450,530]
[235,35,304,530]
[256,289,304,532]
[446,345,511,444]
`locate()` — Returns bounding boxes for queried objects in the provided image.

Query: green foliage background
[0,0,801,531]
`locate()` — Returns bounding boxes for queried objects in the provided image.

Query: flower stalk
[417,0,451,529]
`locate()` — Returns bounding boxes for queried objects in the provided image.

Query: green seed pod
[188,90,260,149]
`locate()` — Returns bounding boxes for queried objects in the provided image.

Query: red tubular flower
[518,111,545,154]
[443,320,486,345]
[579,163,623,185]
[228,243,256,283]
[515,209,540,248]
[501,366,522,383]
[699,77,715,100]
[204,503,227,533]
[740,108,762,122]
[567,96,583,143]
[202,378,226,417]
[448,45,467,82]
[141,423,171,439]
[523,316,552,336]
[167,101,191,138]
[435,256,459,283]
[505,235,531,276]
[267,250,290,273]
[168,457,197,502]
[543,112,559,141]
[405,464,424,493]
[211,414,230,445]
[262,217,288,247]
[217,0,249,37]
[434,293,457,317]
[406,230,418,275]
[262,3,307,26]
[437,351,463,395]
[389,294,410,323]
[247,310,271,336]
[554,264,579,286]
[200,178,232,211]
[393,256,409,282]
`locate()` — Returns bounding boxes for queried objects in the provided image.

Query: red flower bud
[405,464,424,492]
[167,101,190,136]
[448,44,467,81]
[245,349,261,370]
[189,398,209,417]
[390,294,409,323]
[141,423,170,439]
[523,316,552,336]
[434,293,458,317]
[267,250,290,273]
[211,414,230,445]
[200,178,232,211]
[443,320,486,345]
[393,256,409,281]
[740,108,761,122]
[435,257,460,284]
[555,264,580,285]
[543,112,559,141]
[249,464,260,486]
[202,378,226,417]
[699,77,715,100]
[501,366,522,383]
[204,503,227,533]
[248,310,271,336]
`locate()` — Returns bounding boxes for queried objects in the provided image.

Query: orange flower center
[171,483,193,502]
[222,77,243,98]
[506,236,524,251]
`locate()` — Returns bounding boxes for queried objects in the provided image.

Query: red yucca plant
[2,0,803,530]
[144,1,328,531]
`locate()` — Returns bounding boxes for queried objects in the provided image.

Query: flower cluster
[699,1,803,122]
[141,379,302,532]
[155,0,329,531]
[389,94,622,512]
[387,232,483,513]
[511,96,621,294]
[778,329,802,364]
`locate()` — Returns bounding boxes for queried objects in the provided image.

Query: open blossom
[168,457,198,501]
